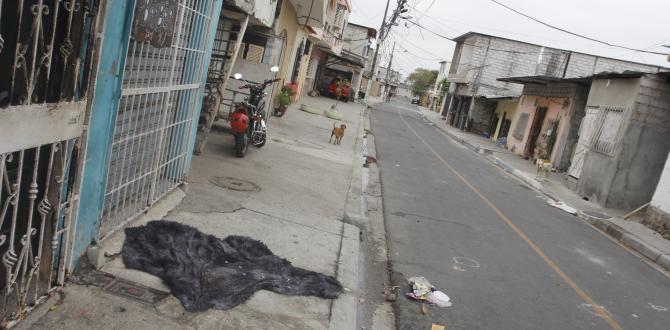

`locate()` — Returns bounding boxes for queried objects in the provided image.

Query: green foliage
[275,86,293,107]
[407,68,438,96]
[438,78,449,95]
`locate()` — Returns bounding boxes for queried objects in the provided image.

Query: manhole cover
[582,211,611,220]
[103,278,169,305]
[210,177,261,192]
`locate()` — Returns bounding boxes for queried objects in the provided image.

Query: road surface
[371,100,670,330]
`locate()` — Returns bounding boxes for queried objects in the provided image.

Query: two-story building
[445,32,662,138]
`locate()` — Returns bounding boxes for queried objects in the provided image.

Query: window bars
[591,105,627,156]
[100,0,216,239]
[0,0,94,108]
[0,0,97,325]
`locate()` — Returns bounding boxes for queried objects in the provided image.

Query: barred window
[591,105,627,155]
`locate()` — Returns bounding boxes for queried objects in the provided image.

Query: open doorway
[524,107,548,157]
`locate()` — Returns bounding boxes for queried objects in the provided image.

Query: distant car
[411,97,420,104]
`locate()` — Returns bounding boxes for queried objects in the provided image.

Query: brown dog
[330,122,347,145]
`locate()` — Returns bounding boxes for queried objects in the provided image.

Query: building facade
[445,32,663,135]
[0,0,340,324]
[564,72,670,210]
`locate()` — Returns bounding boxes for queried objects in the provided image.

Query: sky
[348,0,670,79]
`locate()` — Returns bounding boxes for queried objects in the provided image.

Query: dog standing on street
[330,122,347,145]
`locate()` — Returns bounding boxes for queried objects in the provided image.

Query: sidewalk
[417,106,670,273]
[19,96,367,330]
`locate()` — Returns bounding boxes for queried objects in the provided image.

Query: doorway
[524,107,548,157]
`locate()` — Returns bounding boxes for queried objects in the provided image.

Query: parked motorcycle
[229,66,280,157]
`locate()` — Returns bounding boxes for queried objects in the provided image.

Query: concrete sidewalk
[417,106,670,273]
[19,96,368,330]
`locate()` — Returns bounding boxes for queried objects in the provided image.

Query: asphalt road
[371,100,670,330]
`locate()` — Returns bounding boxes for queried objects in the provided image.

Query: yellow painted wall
[274,1,298,85]
[273,0,313,102]
[492,99,519,140]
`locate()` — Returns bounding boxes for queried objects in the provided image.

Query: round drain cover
[582,211,611,220]
[210,177,260,192]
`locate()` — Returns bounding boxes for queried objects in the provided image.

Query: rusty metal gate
[0,0,100,325]
[100,0,217,238]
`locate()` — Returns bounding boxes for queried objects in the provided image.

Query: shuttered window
[513,113,530,140]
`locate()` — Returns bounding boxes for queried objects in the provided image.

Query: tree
[406,68,438,96]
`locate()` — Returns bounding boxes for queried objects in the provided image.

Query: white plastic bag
[427,290,452,307]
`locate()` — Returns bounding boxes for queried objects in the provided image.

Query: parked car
[411,96,420,104]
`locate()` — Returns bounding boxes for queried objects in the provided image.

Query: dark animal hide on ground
[122,220,343,311]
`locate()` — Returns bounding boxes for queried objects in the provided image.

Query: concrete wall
[573,78,642,206]
[343,24,370,58]
[608,74,670,208]
[575,75,670,209]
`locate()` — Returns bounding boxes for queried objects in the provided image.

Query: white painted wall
[651,151,670,213]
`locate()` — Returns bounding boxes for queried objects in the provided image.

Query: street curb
[330,105,369,330]
[585,217,670,272]
[419,108,670,273]
[329,223,361,330]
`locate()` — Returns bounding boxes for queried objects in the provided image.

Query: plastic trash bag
[407,276,434,298]
[427,290,452,307]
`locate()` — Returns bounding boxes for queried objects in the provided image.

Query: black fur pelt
[121,220,343,311]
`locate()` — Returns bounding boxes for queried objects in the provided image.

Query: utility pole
[384,41,396,101]
[363,0,407,104]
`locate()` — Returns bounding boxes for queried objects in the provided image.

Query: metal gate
[568,106,600,179]
[100,0,217,238]
[0,0,99,325]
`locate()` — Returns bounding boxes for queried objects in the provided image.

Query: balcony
[290,0,327,27]
[447,63,471,83]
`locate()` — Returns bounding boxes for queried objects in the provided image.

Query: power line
[405,20,571,56]
[488,0,667,56]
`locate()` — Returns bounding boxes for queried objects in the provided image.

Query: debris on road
[431,323,446,330]
[547,199,578,215]
[427,290,452,307]
[122,220,343,312]
[406,276,452,307]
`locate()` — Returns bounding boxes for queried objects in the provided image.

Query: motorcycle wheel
[234,133,249,157]
[254,139,266,148]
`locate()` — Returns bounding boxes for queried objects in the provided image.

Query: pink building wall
[507,95,572,164]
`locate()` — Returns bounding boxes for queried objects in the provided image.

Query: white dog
[535,159,552,180]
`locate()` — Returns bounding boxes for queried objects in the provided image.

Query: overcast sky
[348,0,670,79]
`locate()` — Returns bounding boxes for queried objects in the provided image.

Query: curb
[330,105,369,330]
[420,109,670,273]
[584,216,670,272]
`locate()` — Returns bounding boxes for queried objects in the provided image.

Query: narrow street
[371,100,670,330]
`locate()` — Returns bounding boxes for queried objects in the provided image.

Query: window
[591,105,626,155]
[246,44,265,62]
[513,113,530,140]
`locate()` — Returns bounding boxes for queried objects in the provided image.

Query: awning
[497,70,654,85]
[321,47,365,68]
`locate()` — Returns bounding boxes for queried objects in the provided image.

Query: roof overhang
[498,75,591,86]
[322,46,365,68]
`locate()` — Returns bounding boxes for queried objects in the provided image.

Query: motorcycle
[229,66,280,157]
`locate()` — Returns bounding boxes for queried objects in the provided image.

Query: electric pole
[384,41,396,101]
[363,0,408,104]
